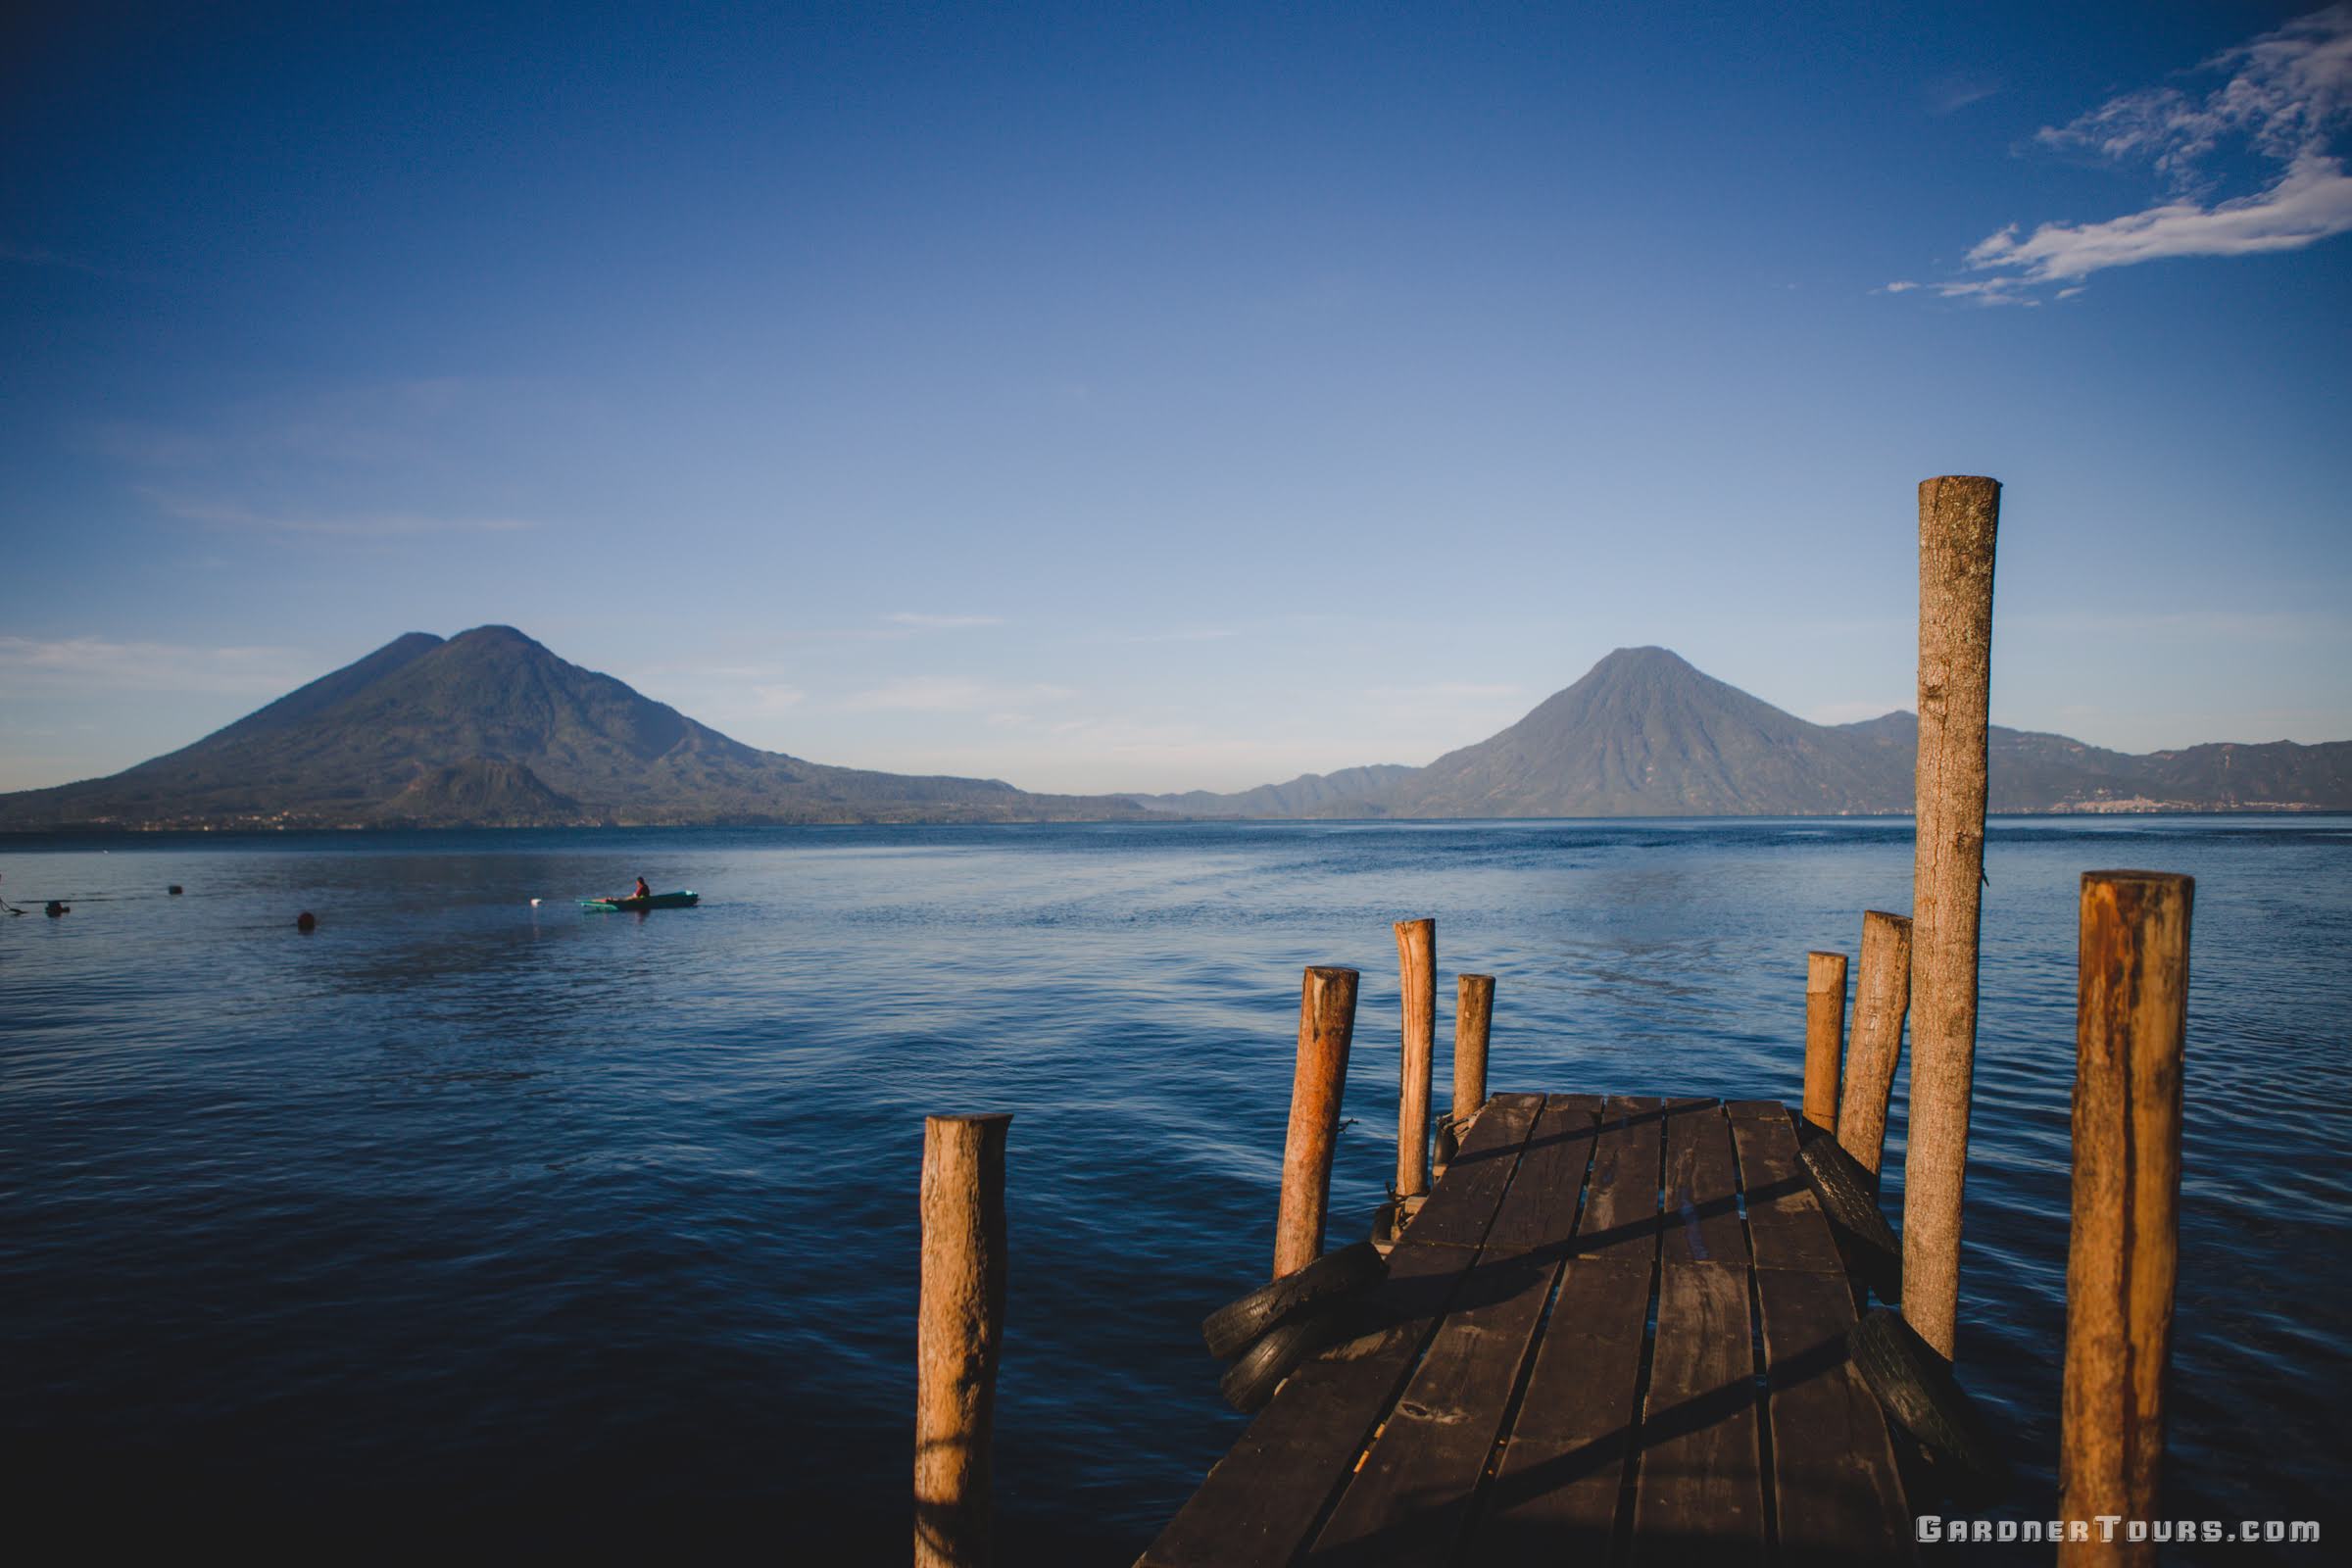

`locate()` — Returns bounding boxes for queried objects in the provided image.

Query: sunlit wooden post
[915,1112,1010,1568]
[1452,973,1494,1122]
[1838,910,1914,1179]
[1393,919,1436,1205]
[1902,474,1999,1360]
[1273,966,1361,1278]
[1803,951,1848,1134]
[2057,872,2191,1568]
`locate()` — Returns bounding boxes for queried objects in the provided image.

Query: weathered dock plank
[1755,1268,1914,1565]
[1661,1101,1744,1266]
[1732,1108,1847,1275]
[1406,1092,1542,1249]
[1634,1260,1766,1565]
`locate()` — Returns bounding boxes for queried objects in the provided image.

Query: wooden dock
[1138,1093,1914,1567]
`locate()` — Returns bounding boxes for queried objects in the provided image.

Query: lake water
[3,819,2345,1560]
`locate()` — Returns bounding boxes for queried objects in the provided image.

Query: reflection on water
[2,818,2346,1560]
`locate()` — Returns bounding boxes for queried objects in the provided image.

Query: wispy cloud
[1900,5,2352,302]
[0,636,308,696]
[1926,74,2002,117]
[885,612,1004,629]
[840,675,1075,713]
[141,489,538,537]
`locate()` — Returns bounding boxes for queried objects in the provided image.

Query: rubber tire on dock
[1795,1124,1902,1302]
[1218,1307,1353,1414]
[1200,1241,1387,1361]
[1848,1307,2013,1499]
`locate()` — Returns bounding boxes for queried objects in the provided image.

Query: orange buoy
[295,910,317,932]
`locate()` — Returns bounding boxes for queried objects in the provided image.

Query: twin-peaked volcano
[0,626,1148,828]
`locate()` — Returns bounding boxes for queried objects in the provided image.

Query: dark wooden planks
[1661,1102,1746,1267]
[1482,1096,1601,1252]
[1306,1245,1561,1564]
[1633,1260,1767,1565]
[1404,1093,1541,1249]
[1576,1097,1666,1264]
[1731,1109,1846,1275]
[1754,1269,1915,1565]
[1139,1241,1488,1568]
[1467,1254,1653,1564]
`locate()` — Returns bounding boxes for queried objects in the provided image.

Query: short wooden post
[1837,910,1914,1178]
[1802,951,1848,1134]
[2057,872,2191,1568]
[1393,918,1437,1202]
[1902,474,1999,1361]
[1452,972,1494,1122]
[915,1112,1011,1568]
[1273,965,1361,1279]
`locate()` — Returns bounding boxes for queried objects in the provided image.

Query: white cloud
[1902,5,2352,300]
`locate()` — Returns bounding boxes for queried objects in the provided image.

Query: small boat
[578,890,700,911]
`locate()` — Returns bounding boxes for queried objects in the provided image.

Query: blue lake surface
[3,818,2346,1560]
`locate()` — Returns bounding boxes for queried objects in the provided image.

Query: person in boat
[630,876,652,901]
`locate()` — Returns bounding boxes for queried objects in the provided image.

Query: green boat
[578,890,700,911]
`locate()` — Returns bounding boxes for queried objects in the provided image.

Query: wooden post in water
[2058,872,2191,1568]
[1803,951,1848,1134]
[1902,474,1999,1361]
[1453,972,1494,1123]
[1838,910,1914,1179]
[1393,919,1437,1205]
[915,1112,1011,1568]
[1273,966,1361,1279]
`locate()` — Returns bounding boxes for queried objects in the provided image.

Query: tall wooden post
[1393,919,1437,1202]
[2058,872,2191,1568]
[1902,474,1999,1360]
[1273,965,1361,1279]
[1837,910,1914,1178]
[1802,951,1848,1134]
[916,1113,1011,1568]
[1452,973,1494,1122]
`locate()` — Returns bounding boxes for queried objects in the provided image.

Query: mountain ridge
[0,626,1149,829]
[1129,647,2351,817]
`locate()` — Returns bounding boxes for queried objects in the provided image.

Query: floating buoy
[45,901,69,917]
[295,910,318,932]
[169,885,184,896]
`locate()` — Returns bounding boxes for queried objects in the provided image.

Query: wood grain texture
[1732,1111,1847,1275]
[1396,919,1438,1200]
[1634,1262,1765,1565]
[1804,951,1848,1134]
[915,1113,1010,1568]
[1754,1269,1914,1565]
[1905,472,1999,1360]
[1838,912,1913,1179]
[1275,966,1361,1278]
[1661,1102,1746,1267]
[1453,972,1495,1120]
[2058,872,2191,1568]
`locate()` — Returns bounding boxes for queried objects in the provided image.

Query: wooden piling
[1273,966,1361,1279]
[1837,911,1913,1179]
[915,1112,1011,1568]
[1802,952,1848,1134]
[1453,973,1494,1122]
[1394,919,1437,1202]
[2057,872,2191,1568]
[1902,473,1999,1360]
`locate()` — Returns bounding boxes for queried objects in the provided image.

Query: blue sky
[4,1,2347,794]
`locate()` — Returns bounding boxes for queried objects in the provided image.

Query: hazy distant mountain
[1137,647,2351,817]
[1129,764,1418,818]
[0,626,1150,829]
